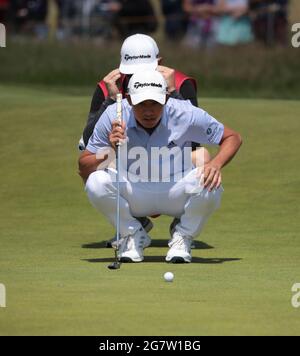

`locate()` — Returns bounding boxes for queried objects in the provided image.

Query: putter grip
[116,93,122,124]
[116,93,122,147]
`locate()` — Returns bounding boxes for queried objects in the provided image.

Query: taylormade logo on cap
[134,82,163,89]
[119,34,158,74]
[124,54,152,61]
[128,70,167,105]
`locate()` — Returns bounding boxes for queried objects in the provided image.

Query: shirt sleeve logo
[206,123,220,143]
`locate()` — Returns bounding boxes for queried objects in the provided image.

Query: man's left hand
[197,163,222,192]
[157,65,176,93]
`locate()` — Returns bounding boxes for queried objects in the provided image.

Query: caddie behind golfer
[79,70,242,263]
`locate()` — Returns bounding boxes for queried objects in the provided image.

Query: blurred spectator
[10,0,30,33]
[183,0,217,49]
[117,0,158,39]
[215,0,254,46]
[91,0,121,38]
[28,0,48,39]
[55,0,121,39]
[10,0,48,38]
[57,0,77,21]
[161,0,187,41]
[7,0,288,47]
[56,0,86,38]
[0,0,9,24]
[250,0,289,46]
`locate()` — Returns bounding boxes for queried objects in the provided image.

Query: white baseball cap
[128,70,167,105]
[119,34,158,74]
[144,34,159,56]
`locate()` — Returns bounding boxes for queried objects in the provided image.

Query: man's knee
[85,170,114,200]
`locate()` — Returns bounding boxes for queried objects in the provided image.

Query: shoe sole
[168,256,191,264]
[119,257,143,263]
[108,241,195,249]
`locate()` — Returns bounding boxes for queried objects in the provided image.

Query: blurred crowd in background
[0,0,290,47]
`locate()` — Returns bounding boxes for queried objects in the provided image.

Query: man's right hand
[103,69,122,100]
[109,120,127,150]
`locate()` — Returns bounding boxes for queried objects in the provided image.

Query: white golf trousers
[85,168,223,239]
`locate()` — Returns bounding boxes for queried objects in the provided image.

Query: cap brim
[130,92,166,105]
[119,60,158,75]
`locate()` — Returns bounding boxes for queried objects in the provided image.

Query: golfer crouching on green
[79,70,242,263]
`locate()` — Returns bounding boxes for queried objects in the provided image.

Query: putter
[108,93,123,270]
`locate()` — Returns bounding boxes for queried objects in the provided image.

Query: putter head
[107,261,121,270]
[107,248,121,270]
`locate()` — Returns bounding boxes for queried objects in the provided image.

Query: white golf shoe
[166,231,193,263]
[169,218,196,249]
[118,227,151,263]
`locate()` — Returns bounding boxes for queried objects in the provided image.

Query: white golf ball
[164,272,174,282]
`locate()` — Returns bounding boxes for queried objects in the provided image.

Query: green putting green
[0,86,299,335]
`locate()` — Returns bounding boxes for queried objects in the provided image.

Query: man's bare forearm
[211,133,242,169]
[78,151,107,182]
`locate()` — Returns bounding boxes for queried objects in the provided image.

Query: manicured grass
[0,86,299,335]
